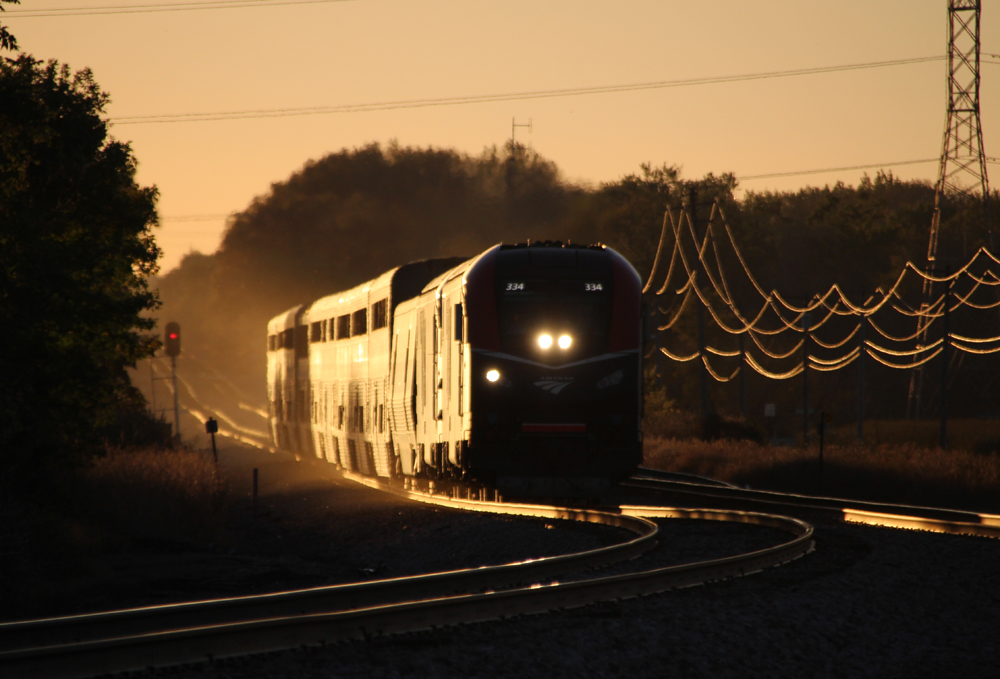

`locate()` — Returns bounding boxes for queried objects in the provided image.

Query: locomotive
[266,241,642,497]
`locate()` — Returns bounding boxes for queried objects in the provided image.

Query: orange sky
[7,0,999,272]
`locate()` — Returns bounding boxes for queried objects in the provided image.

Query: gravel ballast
[182,519,1000,679]
[11,445,1000,678]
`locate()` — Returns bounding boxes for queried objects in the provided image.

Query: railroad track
[0,471,812,679]
[627,466,1000,539]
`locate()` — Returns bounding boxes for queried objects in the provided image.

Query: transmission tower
[908,0,990,419]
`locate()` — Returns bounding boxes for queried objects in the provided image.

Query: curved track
[0,470,812,679]
[627,467,1000,538]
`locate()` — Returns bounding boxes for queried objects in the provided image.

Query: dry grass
[0,446,230,618]
[81,447,228,547]
[643,436,1000,514]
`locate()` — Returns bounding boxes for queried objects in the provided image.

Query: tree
[594,163,738,284]
[155,141,596,399]
[0,55,161,480]
[1,0,19,52]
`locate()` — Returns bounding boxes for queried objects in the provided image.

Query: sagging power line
[3,0,355,18]
[645,197,1000,449]
[108,56,943,125]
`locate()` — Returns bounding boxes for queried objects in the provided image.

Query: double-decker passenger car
[266,242,642,497]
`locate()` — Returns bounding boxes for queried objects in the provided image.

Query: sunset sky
[7,0,1000,271]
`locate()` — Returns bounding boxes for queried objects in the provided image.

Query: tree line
[158,144,999,434]
[4,42,997,483]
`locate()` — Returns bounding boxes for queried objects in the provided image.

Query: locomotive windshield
[497,278,611,361]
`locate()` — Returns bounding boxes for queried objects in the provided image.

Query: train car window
[495,279,610,357]
[351,308,368,336]
[454,303,464,342]
[336,314,350,339]
[310,321,322,343]
[267,335,276,351]
[281,328,294,349]
[371,298,388,330]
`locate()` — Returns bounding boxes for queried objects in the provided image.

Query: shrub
[81,447,227,547]
[643,436,1000,513]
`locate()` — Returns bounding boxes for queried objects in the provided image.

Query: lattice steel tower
[908,0,990,419]
[929,0,989,253]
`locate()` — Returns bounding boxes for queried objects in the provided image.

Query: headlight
[538,334,553,349]
[486,369,500,383]
[558,334,572,349]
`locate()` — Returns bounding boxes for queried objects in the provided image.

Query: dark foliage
[155,141,998,436]
[701,413,765,445]
[156,141,598,397]
[0,56,161,481]
[96,406,174,450]
[0,0,18,53]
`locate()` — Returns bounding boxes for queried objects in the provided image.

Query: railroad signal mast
[164,322,182,442]
[908,0,990,419]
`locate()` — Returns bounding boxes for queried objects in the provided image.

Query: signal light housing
[165,322,181,357]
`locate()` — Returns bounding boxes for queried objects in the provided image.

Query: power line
[740,158,939,181]
[3,0,354,17]
[161,214,231,222]
[110,56,943,125]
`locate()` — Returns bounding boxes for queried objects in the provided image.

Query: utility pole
[685,190,711,421]
[802,312,812,447]
[698,287,709,421]
[940,274,953,449]
[739,332,748,419]
[506,118,532,196]
[857,313,866,443]
[510,117,532,148]
[909,0,990,418]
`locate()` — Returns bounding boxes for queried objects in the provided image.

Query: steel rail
[622,476,1000,538]
[632,465,740,488]
[0,505,812,679]
[0,495,657,652]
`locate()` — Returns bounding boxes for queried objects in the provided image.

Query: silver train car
[266,241,642,497]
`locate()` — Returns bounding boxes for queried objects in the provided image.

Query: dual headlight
[537,333,572,350]
[486,333,573,384]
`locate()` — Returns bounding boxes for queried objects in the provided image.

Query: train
[266,241,643,497]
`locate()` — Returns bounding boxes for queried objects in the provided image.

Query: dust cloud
[144,142,601,431]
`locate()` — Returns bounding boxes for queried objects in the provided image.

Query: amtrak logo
[534,377,573,395]
[596,369,623,389]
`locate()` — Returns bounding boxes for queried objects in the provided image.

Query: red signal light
[165,322,181,357]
